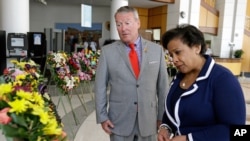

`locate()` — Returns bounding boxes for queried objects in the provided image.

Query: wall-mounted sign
[81,4,92,28]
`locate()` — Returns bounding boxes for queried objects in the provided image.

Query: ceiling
[44,0,169,8]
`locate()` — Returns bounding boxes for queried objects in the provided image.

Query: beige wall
[242,0,250,72]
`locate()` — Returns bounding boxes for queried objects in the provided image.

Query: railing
[245,16,250,31]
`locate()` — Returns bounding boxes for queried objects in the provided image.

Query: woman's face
[167,38,201,74]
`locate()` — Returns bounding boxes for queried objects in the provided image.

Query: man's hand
[101,120,114,135]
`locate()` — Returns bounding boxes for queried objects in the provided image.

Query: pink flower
[52,131,67,141]
[11,68,24,77]
[62,131,67,138]
[0,108,12,124]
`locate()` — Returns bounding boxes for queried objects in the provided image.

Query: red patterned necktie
[129,43,140,79]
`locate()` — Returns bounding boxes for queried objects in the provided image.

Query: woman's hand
[157,128,172,141]
[170,135,187,141]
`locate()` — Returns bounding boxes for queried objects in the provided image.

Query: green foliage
[234,49,244,58]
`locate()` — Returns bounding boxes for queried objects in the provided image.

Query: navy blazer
[162,55,246,141]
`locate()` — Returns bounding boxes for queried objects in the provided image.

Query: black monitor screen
[7,33,28,51]
[11,38,24,47]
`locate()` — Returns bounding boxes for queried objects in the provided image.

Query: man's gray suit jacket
[94,38,168,137]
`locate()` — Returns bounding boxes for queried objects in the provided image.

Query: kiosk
[7,33,28,57]
[27,32,46,73]
[0,30,7,75]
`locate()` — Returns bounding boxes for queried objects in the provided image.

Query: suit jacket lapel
[139,39,149,79]
[116,41,135,77]
[116,39,149,79]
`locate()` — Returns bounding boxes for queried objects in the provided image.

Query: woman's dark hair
[161,24,206,54]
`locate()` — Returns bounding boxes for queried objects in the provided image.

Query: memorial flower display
[71,49,100,81]
[0,59,67,141]
[46,49,100,124]
[46,51,80,94]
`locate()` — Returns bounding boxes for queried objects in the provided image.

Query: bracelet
[158,124,172,133]
[158,125,174,139]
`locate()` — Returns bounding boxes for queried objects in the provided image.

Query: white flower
[64,76,75,89]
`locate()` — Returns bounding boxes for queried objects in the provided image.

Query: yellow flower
[43,118,62,135]
[8,99,29,114]
[16,90,32,100]
[15,74,27,81]
[74,76,80,83]
[0,83,13,96]
[13,81,21,86]
[0,59,66,140]
[39,111,50,124]
[32,106,49,124]
[32,92,45,106]
[10,60,18,64]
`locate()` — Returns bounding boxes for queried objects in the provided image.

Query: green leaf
[5,136,13,141]
[1,125,28,138]
[0,101,9,109]
[0,76,5,84]
[10,113,28,128]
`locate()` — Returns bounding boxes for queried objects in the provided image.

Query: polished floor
[65,76,250,141]
[0,77,250,141]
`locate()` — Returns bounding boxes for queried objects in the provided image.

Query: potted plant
[234,49,244,58]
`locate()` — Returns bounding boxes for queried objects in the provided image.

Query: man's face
[115,12,140,44]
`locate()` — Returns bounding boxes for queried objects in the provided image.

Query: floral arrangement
[0,59,67,141]
[165,51,177,76]
[71,49,100,81]
[46,51,80,94]
[165,52,175,69]
[46,49,100,93]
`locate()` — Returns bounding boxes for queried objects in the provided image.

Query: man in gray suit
[94,6,169,141]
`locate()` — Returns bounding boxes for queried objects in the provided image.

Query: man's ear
[137,19,141,28]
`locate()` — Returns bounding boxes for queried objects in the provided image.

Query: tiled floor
[0,77,250,141]
[73,77,250,141]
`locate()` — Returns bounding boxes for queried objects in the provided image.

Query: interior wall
[247,0,250,16]
[242,34,250,73]
[241,0,250,73]
[30,1,110,37]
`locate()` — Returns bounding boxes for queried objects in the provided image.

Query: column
[0,0,29,68]
[214,0,247,57]
[167,0,200,30]
[110,0,128,40]
[0,0,30,33]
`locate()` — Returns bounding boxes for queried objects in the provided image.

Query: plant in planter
[234,49,244,58]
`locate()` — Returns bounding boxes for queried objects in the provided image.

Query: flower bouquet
[71,49,100,81]
[0,59,67,141]
[47,50,99,124]
[46,51,80,95]
[71,49,100,100]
